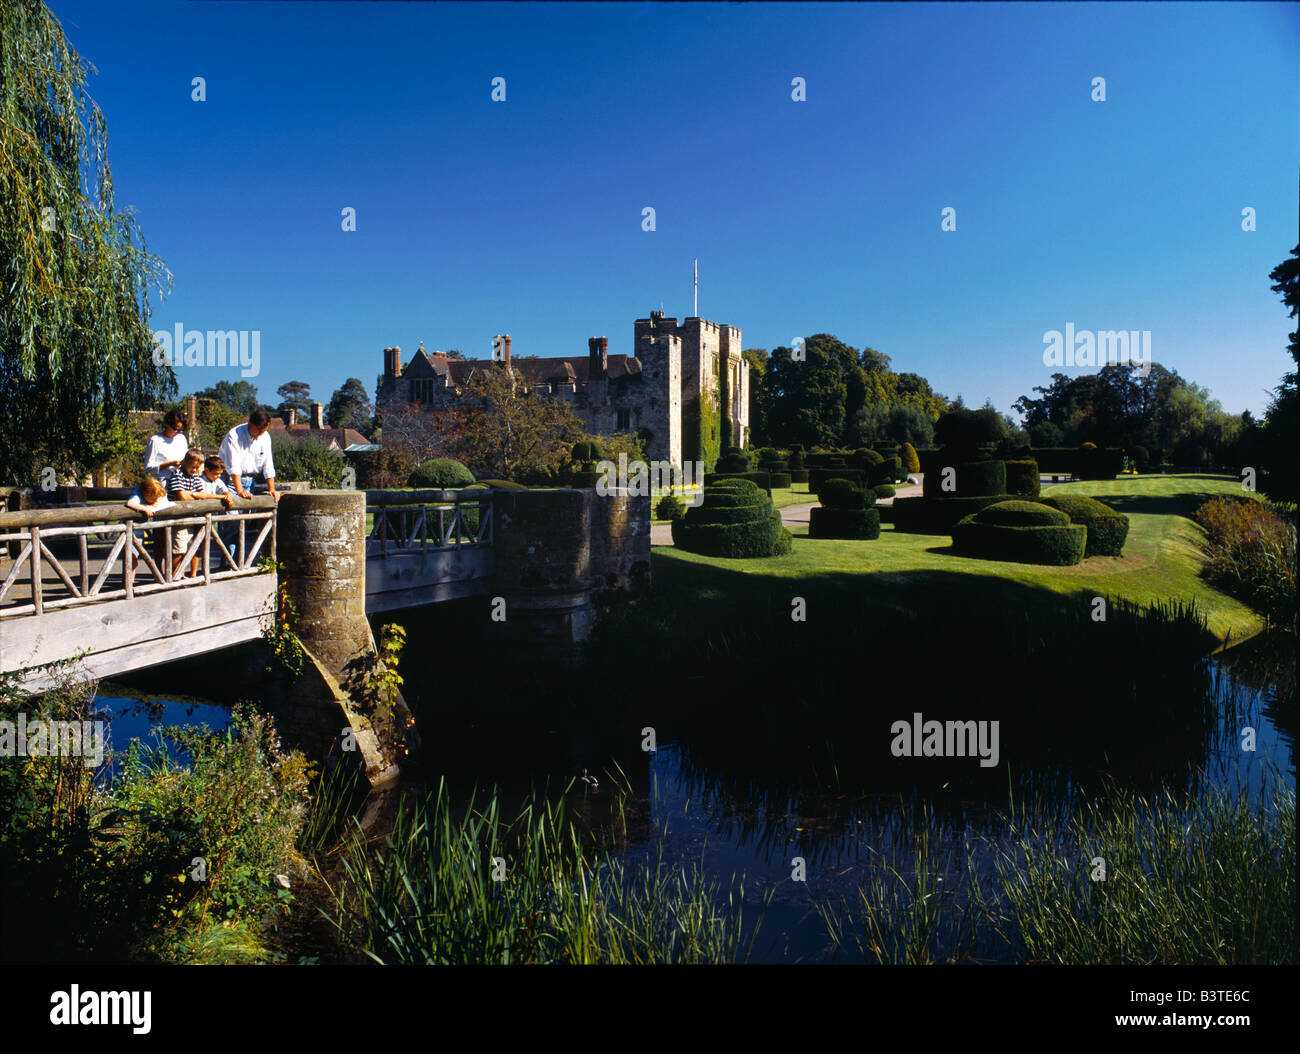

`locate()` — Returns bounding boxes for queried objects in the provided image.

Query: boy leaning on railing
[166,451,235,578]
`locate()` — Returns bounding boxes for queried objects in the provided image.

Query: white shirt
[219,424,275,481]
[198,475,232,496]
[128,491,175,512]
[143,432,189,483]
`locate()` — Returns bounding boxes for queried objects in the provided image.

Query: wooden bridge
[0,489,496,693]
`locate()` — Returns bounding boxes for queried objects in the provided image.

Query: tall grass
[323,778,765,964]
[1195,496,1297,632]
[821,780,1295,965]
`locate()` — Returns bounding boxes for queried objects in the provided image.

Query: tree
[444,349,467,360]
[1261,243,1299,498]
[276,380,312,419]
[193,380,261,416]
[325,377,373,436]
[450,365,586,480]
[742,348,769,446]
[763,335,859,448]
[0,0,173,484]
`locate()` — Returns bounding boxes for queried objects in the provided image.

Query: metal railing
[0,497,277,619]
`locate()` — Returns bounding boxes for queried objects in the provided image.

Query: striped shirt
[166,470,205,498]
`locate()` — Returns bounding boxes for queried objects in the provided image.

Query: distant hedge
[1003,459,1040,498]
[808,468,865,491]
[672,478,792,557]
[817,477,874,509]
[467,479,528,490]
[768,471,792,489]
[1039,494,1130,556]
[872,483,896,499]
[789,469,809,484]
[655,494,686,520]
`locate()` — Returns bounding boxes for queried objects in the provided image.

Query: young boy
[165,450,219,577]
[124,476,175,574]
[197,455,237,571]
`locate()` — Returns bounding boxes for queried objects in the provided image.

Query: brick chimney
[588,336,608,379]
[311,401,324,430]
[286,407,297,427]
[186,394,198,440]
[502,334,512,370]
[393,345,402,377]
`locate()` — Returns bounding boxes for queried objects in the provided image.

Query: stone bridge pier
[268,490,412,787]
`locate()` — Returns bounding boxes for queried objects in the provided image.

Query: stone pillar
[271,490,413,786]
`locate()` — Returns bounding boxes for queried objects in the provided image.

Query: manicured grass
[653,475,1261,643]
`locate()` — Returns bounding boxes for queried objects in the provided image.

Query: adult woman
[143,409,189,486]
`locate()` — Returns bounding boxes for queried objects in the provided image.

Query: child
[124,476,174,574]
[166,450,232,577]
[197,455,237,570]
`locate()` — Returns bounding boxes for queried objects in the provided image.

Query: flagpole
[693,258,698,317]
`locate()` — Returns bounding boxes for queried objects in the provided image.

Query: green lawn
[653,474,1261,645]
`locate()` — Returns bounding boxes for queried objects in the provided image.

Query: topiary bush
[892,494,1026,534]
[872,484,896,499]
[408,458,476,489]
[900,442,921,474]
[856,448,885,469]
[468,479,528,490]
[768,471,792,489]
[789,469,809,484]
[1003,459,1041,498]
[571,440,606,463]
[672,479,792,557]
[1039,494,1131,557]
[809,506,881,540]
[817,477,871,509]
[951,502,1087,565]
[956,459,1007,497]
[808,468,865,491]
[705,471,772,492]
[655,494,686,521]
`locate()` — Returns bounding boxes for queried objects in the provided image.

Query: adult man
[218,410,280,503]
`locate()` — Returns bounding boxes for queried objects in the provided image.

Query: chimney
[393,345,402,377]
[186,394,197,440]
[286,407,297,427]
[503,334,512,370]
[588,336,608,379]
[311,401,324,430]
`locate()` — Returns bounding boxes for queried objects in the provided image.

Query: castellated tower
[633,311,747,466]
[634,332,682,466]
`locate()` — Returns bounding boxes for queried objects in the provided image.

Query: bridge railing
[0,497,277,619]
[364,489,493,558]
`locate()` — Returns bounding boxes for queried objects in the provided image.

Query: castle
[377,311,749,467]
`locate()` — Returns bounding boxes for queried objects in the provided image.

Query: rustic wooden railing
[0,497,277,619]
[364,489,493,557]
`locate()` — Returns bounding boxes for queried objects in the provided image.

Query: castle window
[616,409,631,430]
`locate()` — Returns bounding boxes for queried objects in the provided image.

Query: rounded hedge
[900,442,921,474]
[408,457,476,489]
[655,494,686,520]
[673,479,792,557]
[856,448,885,468]
[872,483,896,499]
[809,506,881,540]
[818,477,870,509]
[971,500,1069,527]
[1038,494,1130,557]
[468,478,528,490]
[789,469,809,484]
[571,440,605,462]
[768,471,793,488]
[951,516,1086,566]
[715,452,750,472]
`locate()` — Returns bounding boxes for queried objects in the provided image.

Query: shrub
[892,494,1025,534]
[757,448,780,462]
[900,442,920,474]
[571,440,605,462]
[817,477,873,509]
[856,448,885,469]
[1193,497,1296,630]
[808,468,865,491]
[270,433,345,488]
[1003,459,1041,498]
[809,506,881,540]
[655,494,686,520]
[952,513,1087,566]
[868,456,904,485]
[975,500,1069,527]
[468,479,528,490]
[788,450,805,471]
[1130,445,1151,470]
[768,471,792,489]
[956,460,1006,497]
[715,450,750,472]
[1039,494,1131,557]
[408,458,476,489]
[872,484,896,499]
[705,471,772,492]
[789,469,809,484]
[672,479,793,558]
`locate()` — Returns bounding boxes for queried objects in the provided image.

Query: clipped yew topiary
[900,442,921,474]
[672,478,792,557]
[951,500,1086,565]
[956,459,1007,497]
[1038,494,1130,556]
[1003,459,1040,498]
[408,457,476,489]
[872,483,896,499]
[810,477,880,539]
[655,494,686,520]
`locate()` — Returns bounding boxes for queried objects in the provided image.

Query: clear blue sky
[49,1,1299,418]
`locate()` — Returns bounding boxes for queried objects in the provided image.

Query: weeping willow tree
[0,0,173,485]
